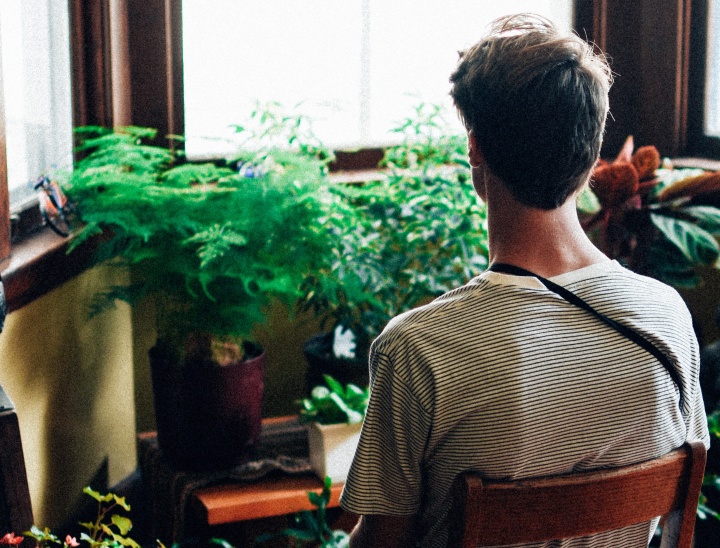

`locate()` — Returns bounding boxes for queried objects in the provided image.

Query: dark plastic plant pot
[149,339,265,472]
[303,332,369,391]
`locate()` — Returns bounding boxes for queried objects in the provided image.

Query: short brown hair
[449,14,612,209]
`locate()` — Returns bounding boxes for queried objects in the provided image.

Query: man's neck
[485,182,609,278]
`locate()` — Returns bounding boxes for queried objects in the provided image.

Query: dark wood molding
[0,45,10,263]
[582,0,692,157]
[686,0,720,157]
[126,0,184,146]
[636,0,692,155]
[70,0,114,128]
[0,229,96,313]
[574,0,608,51]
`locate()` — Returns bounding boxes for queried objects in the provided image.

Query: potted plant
[59,120,333,471]
[299,103,489,388]
[298,375,368,484]
[581,135,720,288]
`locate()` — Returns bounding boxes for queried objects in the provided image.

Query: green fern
[61,124,334,348]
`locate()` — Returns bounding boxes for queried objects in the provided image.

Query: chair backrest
[0,385,33,535]
[447,441,707,548]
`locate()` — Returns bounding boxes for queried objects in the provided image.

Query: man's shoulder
[569,262,686,303]
[383,276,490,331]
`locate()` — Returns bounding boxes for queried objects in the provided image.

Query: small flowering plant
[581,135,720,288]
[2,487,141,548]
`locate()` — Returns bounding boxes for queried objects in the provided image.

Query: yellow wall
[0,266,136,527]
[0,261,317,528]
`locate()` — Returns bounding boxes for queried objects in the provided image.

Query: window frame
[686,0,720,158]
[0,0,115,311]
[0,0,707,311]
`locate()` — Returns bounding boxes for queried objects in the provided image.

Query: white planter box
[307,421,362,484]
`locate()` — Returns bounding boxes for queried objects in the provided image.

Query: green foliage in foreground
[25,487,139,548]
[61,125,333,347]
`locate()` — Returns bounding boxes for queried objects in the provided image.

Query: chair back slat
[449,441,707,548]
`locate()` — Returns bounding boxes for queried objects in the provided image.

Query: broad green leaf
[345,384,365,397]
[650,213,720,265]
[83,486,113,502]
[646,240,700,288]
[112,494,131,511]
[111,515,132,536]
[323,374,346,398]
[308,491,324,507]
[110,533,140,548]
[209,538,235,548]
[683,205,720,234]
[329,392,364,424]
[576,186,601,214]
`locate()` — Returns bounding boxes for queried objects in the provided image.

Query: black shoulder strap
[488,262,685,411]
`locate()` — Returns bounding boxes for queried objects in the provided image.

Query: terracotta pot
[149,338,265,471]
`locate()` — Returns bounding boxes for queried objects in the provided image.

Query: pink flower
[65,536,79,547]
[0,533,24,545]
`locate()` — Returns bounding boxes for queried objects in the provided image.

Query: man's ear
[468,131,483,168]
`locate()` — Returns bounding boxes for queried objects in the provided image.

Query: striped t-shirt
[340,260,710,547]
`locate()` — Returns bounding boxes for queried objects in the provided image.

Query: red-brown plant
[581,136,720,287]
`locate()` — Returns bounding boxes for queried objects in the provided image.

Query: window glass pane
[182,0,573,159]
[0,0,73,207]
[706,0,720,137]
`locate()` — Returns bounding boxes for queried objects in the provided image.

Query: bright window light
[706,0,720,137]
[182,1,573,159]
[0,0,73,207]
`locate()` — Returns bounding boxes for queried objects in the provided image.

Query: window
[688,0,720,158]
[0,0,704,306]
[0,0,73,209]
[181,0,573,159]
[704,0,720,137]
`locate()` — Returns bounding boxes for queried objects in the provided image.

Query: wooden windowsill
[0,227,94,313]
[1,155,716,314]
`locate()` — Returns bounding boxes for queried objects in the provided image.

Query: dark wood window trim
[575,0,693,157]
[0,0,114,312]
[0,48,10,264]
[0,0,709,312]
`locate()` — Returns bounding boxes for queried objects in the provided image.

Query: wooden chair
[447,441,707,548]
[0,385,33,535]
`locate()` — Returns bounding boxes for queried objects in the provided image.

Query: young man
[339,14,710,548]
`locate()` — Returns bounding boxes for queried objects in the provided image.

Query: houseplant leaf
[650,213,720,266]
[683,205,720,235]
